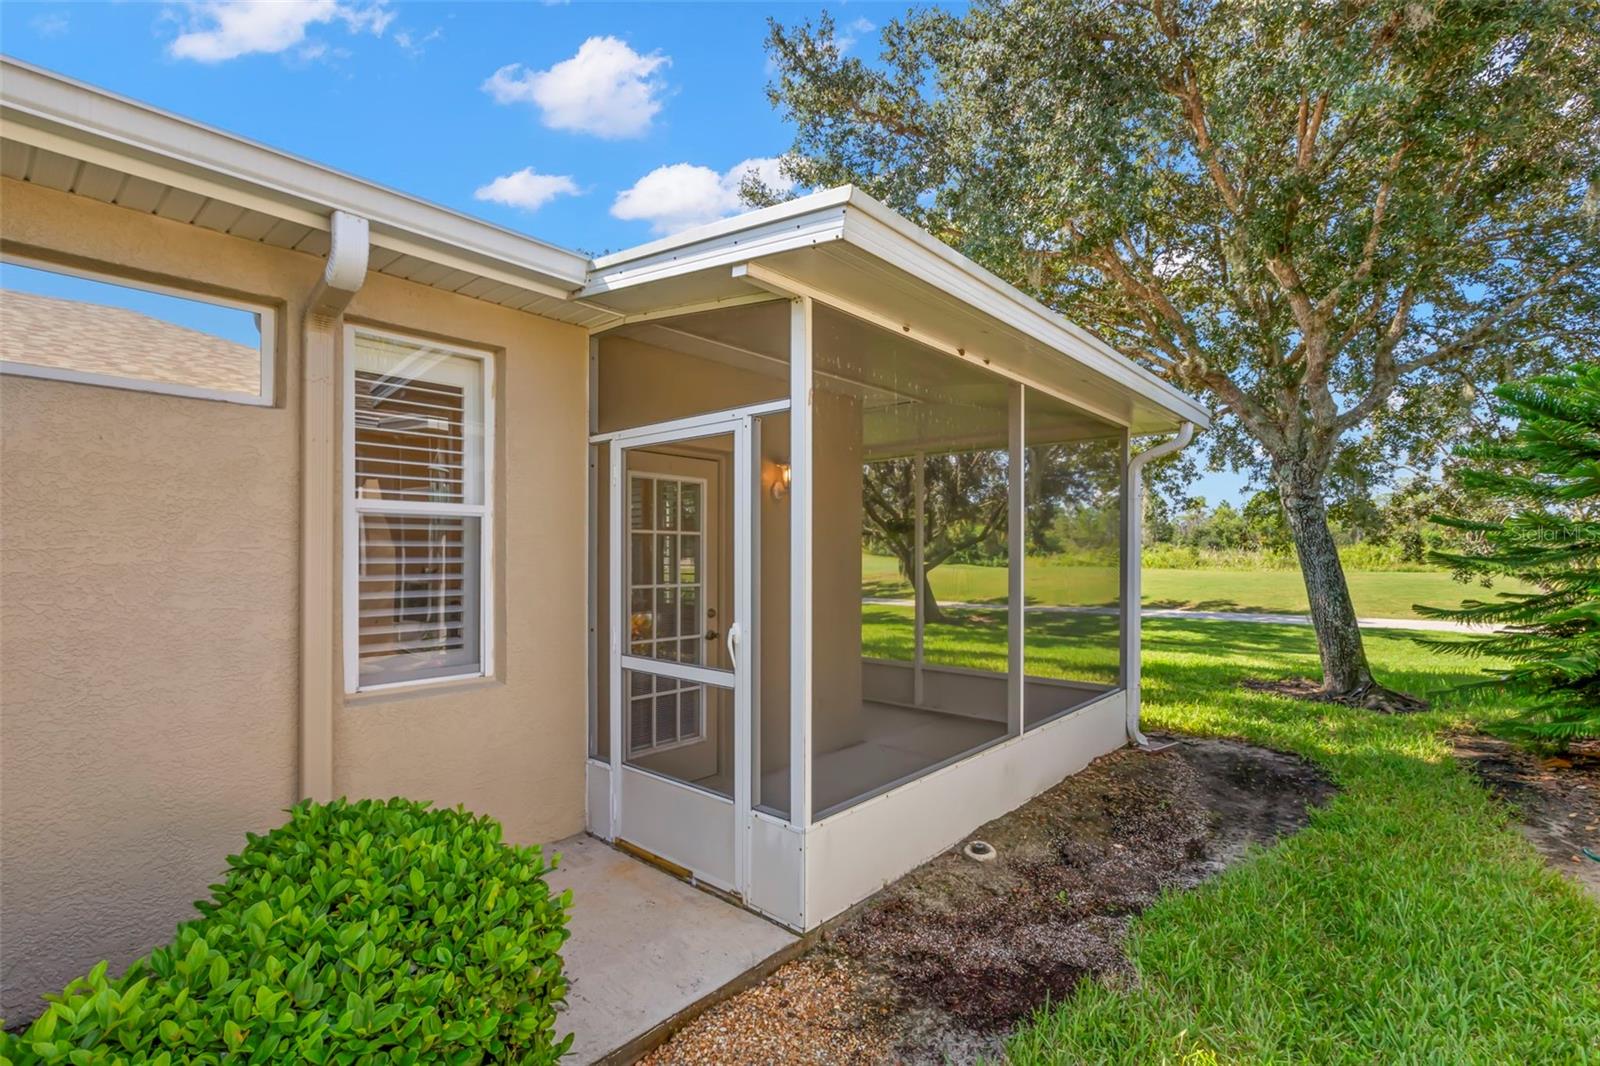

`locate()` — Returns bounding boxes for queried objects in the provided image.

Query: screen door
[608,414,753,892]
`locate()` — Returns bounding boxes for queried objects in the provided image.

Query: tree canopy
[762,0,1600,703]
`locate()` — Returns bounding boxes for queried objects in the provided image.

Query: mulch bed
[1453,734,1600,902]
[643,736,1335,1065]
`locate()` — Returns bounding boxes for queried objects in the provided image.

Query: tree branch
[1318,143,1409,321]
[1332,266,1579,434]
[1394,264,1578,377]
[1296,92,1329,171]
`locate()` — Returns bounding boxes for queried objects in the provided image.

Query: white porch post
[789,296,814,828]
[912,451,925,707]
[1119,432,1138,745]
[607,439,624,833]
[586,336,600,769]
[1006,382,1025,735]
[732,417,754,895]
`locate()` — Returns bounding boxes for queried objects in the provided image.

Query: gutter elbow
[307,210,370,318]
[1129,420,1195,477]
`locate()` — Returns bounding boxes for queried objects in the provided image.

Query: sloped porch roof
[1,56,1211,435]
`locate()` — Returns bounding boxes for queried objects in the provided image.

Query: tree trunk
[1280,483,1373,693]
[1275,468,1424,710]
[920,570,945,624]
[892,549,945,623]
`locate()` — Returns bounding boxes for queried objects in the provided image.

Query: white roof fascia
[589,186,855,270]
[582,192,851,296]
[0,57,591,298]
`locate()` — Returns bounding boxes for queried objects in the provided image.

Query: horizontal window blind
[348,331,490,690]
[356,514,479,667]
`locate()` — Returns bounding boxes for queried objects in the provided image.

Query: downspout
[300,210,369,802]
[1123,421,1195,748]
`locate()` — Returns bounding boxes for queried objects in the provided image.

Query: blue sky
[0,1,871,253]
[1,0,1250,503]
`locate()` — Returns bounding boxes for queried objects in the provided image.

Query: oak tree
[761,0,1600,707]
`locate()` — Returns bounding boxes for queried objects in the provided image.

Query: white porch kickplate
[546,833,800,1064]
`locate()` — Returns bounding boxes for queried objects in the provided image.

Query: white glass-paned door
[620,437,734,797]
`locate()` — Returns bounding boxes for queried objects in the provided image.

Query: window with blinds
[345,329,491,691]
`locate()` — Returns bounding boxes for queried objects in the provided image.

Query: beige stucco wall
[333,278,589,842]
[0,179,309,1021]
[0,179,590,1021]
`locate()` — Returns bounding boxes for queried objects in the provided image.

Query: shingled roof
[0,289,260,394]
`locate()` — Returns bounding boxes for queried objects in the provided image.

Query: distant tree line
[1143,479,1492,568]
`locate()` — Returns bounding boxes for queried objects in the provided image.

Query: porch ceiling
[604,298,1124,457]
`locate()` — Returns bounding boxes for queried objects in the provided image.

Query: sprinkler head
[962,840,997,863]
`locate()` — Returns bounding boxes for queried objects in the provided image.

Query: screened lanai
[580,187,1206,930]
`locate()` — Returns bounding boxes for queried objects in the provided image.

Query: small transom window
[0,257,273,404]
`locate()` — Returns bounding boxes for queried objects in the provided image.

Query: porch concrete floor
[547,833,798,1064]
[664,690,1115,817]
[752,692,1110,817]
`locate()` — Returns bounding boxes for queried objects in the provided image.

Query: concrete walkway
[862,597,1491,633]
[547,834,798,1064]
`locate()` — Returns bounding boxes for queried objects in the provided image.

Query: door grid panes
[628,472,708,755]
[628,472,705,664]
[627,672,704,756]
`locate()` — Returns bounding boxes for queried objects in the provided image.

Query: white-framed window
[343,326,494,693]
[0,255,275,405]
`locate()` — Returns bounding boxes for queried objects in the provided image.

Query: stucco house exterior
[0,57,1206,1022]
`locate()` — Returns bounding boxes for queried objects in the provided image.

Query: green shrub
[0,798,572,1065]
[1139,542,1434,573]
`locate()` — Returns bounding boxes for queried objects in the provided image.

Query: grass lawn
[861,554,1537,620]
[903,615,1600,1062]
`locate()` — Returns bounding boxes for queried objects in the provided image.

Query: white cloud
[612,157,795,235]
[483,36,669,139]
[31,12,69,37]
[394,25,441,57]
[168,0,394,63]
[837,16,876,52]
[473,168,581,212]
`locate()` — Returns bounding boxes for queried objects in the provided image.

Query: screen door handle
[726,621,741,670]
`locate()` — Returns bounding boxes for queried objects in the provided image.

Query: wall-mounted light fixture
[771,462,792,501]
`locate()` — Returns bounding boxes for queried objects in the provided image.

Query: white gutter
[0,56,590,295]
[1122,421,1195,748]
[299,210,369,803]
